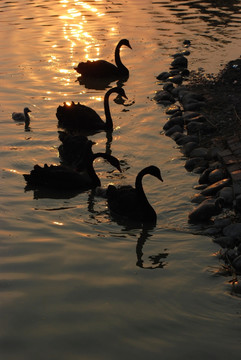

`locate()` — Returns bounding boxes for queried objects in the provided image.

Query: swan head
[119,39,132,50]
[107,155,122,173]
[146,166,163,182]
[24,107,31,114]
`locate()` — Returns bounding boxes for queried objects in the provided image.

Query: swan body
[107,166,163,224]
[56,87,127,133]
[23,153,121,190]
[74,39,132,79]
[12,107,31,122]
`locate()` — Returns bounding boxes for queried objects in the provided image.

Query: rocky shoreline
[154,43,241,294]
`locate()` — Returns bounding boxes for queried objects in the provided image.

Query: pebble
[202,227,222,236]
[223,223,241,239]
[232,255,241,273]
[168,75,183,85]
[188,197,224,223]
[163,82,175,92]
[208,168,226,184]
[171,55,188,69]
[218,187,233,206]
[185,158,208,171]
[156,71,170,80]
[199,168,214,184]
[175,135,199,145]
[170,132,184,141]
[182,50,191,56]
[213,236,236,248]
[181,69,190,77]
[183,39,191,46]
[163,117,184,131]
[193,166,207,174]
[154,90,175,104]
[190,193,209,203]
[170,110,183,118]
[213,218,232,228]
[166,104,181,115]
[182,142,199,156]
[165,125,184,137]
[189,147,208,158]
[201,178,231,196]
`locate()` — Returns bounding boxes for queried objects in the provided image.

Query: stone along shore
[154,42,241,294]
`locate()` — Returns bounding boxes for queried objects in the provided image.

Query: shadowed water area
[1,1,241,359]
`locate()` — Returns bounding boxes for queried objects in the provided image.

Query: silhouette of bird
[74,39,132,80]
[56,87,127,134]
[23,153,121,191]
[107,166,163,224]
[12,107,31,122]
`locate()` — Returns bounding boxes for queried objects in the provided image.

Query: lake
[0,1,241,359]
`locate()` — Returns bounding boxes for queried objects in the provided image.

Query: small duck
[12,107,31,122]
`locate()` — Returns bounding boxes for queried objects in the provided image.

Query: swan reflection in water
[136,225,169,269]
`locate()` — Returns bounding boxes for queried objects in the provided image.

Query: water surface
[1,1,241,359]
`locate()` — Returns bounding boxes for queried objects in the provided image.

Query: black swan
[23,153,122,190]
[12,107,31,122]
[56,87,127,133]
[106,166,163,224]
[58,131,95,170]
[74,39,132,79]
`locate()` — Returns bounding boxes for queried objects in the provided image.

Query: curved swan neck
[135,170,149,204]
[104,89,115,130]
[86,153,113,186]
[115,42,128,73]
[85,155,101,187]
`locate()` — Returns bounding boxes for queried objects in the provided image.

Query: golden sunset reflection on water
[54,0,110,101]
[2,1,241,359]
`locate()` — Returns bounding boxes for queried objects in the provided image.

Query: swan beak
[128,44,132,50]
[159,175,163,182]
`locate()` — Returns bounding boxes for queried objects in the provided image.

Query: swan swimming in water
[56,87,127,133]
[23,152,122,190]
[74,39,132,80]
[12,107,31,122]
[107,166,163,224]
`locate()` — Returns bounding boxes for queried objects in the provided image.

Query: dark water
[0,1,241,359]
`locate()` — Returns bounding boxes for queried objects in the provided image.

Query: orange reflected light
[53,221,64,226]
[90,96,102,102]
[56,0,106,76]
